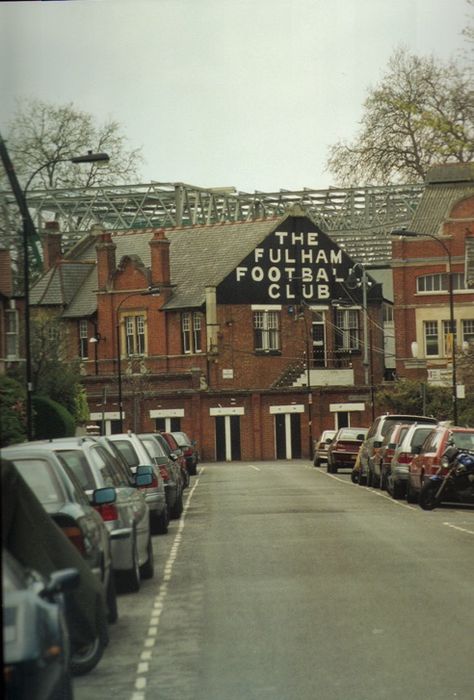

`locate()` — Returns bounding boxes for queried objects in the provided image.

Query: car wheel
[391,479,405,500]
[121,539,141,593]
[71,598,107,676]
[380,469,387,491]
[54,672,74,700]
[367,469,373,487]
[406,479,418,503]
[350,469,359,484]
[152,506,169,535]
[140,537,155,580]
[171,492,184,519]
[106,569,118,624]
[313,457,320,467]
[419,480,441,510]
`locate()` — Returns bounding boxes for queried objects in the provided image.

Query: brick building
[391,164,474,403]
[29,205,390,460]
[0,247,19,375]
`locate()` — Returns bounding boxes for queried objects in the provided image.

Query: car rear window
[56,450,96,490]
[111,440,140,468]
[11,458,64,505]
[338,429,367,441]
[409,427,435,450]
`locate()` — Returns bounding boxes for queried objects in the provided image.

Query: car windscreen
[10,457,65,506]
[55,450,96,490]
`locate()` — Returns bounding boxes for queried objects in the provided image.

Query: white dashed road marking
[130,468,203,699]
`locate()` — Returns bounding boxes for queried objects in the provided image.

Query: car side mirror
[373,441,382,449]
[92,486,116,506]
[357,434,366,441]
[44,568,80,597]
[169,453,178,462]
[136,464,154,476]
[135,472,153,487]
[326,438,333,445]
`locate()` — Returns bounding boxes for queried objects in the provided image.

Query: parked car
[408,426,474,503]
[386,423,438,499]
[375,423,411,491]
[359,414,438,486]
[326,427,368,473]
[139,433,184,519]
[35,436,155,593]
[1,453,111,676]
[170,431,199,475]
[107,432,169,534]
[3,548,79,700]
[160,431,190,488]
[313,430,337,467]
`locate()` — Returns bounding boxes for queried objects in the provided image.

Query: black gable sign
[217,216,357,305]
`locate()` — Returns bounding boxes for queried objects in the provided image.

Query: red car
[326,427,368,474]
[408,426,474,502]
[160,432,190,488]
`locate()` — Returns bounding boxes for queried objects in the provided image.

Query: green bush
[33,395,76,439]
[0,375,26,447]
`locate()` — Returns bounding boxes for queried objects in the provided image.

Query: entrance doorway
[215,415,241,461]
[274,412,302,459]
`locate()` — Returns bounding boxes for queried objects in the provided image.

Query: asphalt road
[74,461,474,700]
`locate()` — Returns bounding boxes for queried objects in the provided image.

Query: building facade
[30,206,389,460]
[391,164,474,407]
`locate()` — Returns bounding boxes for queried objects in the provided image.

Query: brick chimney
[149,229,171,286]
[95,230,117,289]
[0,248,12,297]
[42,221,62,271]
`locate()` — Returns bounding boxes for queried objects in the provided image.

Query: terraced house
[29,206,388,461]
[24,163,474,460]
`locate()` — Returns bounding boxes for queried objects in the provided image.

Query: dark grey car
[139,433,184,519]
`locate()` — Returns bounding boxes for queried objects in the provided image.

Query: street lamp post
[115,287,160,432]
[19,151,110,440]
[391,228,458,425]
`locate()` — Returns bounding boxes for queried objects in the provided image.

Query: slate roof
[409,163,474,235]
[30,261,95,308]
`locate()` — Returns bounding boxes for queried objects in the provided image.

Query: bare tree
[3,98,143,189]
[326,48,474,186]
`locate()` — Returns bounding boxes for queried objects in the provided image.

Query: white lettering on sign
[234,230,346,301]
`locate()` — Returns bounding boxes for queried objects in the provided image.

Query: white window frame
[79,319,89,360]
[5,308,19,359]
[417,272,465,293]
[335,308,359,351]
[253,310,280,352]
[181,311,203,354]
[124,314,146,356]
[424,320,439,357]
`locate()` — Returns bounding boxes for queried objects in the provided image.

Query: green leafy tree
[327,48,474,185]
[0,98,143,259]
[0,375,26,446]
[375,378,452,421]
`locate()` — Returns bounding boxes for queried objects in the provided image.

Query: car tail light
[61,525,86,555]
[397,452,413,464]
[94,503,119,522]
[159,466,170,481]
[183,447,192,457]
[139,474,159,489]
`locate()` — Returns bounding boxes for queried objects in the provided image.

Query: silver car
[107,432,169,535]
[30,437,154,593]
[387,423,438,499]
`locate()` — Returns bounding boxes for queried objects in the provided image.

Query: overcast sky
[0,0,471,193]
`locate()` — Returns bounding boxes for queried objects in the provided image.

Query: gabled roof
[409,164,474,235]
[30,261,95,308]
